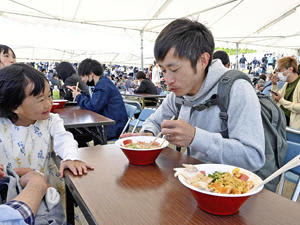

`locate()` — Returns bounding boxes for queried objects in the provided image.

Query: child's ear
[13,106,21,114]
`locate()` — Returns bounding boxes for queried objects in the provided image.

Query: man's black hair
[78,58,103,77]
[213,50,230,67]
[55,62,76,82]
[136,71,146,80]
[0,63,48,123]
[154,18,215,74]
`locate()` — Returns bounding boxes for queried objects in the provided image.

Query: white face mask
[277,72,287,82]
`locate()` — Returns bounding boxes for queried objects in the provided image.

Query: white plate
[53,99,68,102]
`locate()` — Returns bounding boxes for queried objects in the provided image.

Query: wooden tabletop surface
[65,144,300,225]
[53,106,115,128]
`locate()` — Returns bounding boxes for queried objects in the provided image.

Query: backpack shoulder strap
[217,70,252,138]
[174,94,218,119]
[175,96,184,120]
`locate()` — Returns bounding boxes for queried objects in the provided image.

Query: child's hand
[59,160,94,178]
[0,164,5,179]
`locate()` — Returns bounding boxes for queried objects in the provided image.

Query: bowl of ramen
[52,99,68,109]
[174,164,263,215]
[50,103,60,112]
[115,136,169,165]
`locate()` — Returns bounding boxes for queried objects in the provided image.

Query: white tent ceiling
[1,0,300,66]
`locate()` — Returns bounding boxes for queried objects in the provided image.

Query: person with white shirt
[151,62,161,86]
[0,64,94,183]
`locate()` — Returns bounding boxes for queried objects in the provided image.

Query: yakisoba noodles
[123,139,160,149]
[174,164,258,194]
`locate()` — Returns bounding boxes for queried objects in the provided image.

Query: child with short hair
[0,63,94,181]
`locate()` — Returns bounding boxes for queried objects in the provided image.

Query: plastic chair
[120,104,138,136]
[286,127,300,144]
[123,99,142,114]
[129,108,155,133]
[277,141,300,201]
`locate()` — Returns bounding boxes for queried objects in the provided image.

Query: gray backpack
[175,70,287,192]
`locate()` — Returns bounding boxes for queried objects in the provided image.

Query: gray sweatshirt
[141,59,265,171]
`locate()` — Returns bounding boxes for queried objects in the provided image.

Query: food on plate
[123,139,160,149]
[174,164,255,194]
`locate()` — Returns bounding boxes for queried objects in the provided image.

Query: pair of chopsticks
[73,82,79,102]
[148,116,176,147]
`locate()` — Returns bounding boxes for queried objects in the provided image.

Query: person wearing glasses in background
[271,56,300,129]
[0,45,16,69]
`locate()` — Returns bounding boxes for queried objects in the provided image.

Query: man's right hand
[120,132,153,139]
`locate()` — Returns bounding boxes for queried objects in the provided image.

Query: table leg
[66,183,75,225]
[98,125,107,144]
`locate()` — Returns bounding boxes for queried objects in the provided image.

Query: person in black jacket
[134,71,157,94]
[55,62,89,101]
[134,71,158,106]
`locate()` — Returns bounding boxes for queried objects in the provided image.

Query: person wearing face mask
[271,56,300,129]
[0,45,16,69]
[68,58,127,141]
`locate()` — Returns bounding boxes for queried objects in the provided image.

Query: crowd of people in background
[2,43,300,132]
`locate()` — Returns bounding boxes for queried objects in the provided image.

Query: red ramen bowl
[50,103,60,112]
[115,136,169,165]
[177,164,263,215]
[52,99,68,109]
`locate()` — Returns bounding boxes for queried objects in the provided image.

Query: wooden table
[122,93,166,108]
[64,144,300,225]
[53,106,115,144]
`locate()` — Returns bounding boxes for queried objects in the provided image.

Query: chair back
[131,108,155,133]
[120,104,138,136]
[285,141,300,175]
[137,108,155,121]
[125,103,138,119]
[286,127,300,144]
[124,100,142,114]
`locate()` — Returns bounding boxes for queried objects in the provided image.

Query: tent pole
[140,31,144,71]
[236,42,239,70]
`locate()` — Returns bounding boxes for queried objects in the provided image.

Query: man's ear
[197,52,210,71]
[200,52,210,67]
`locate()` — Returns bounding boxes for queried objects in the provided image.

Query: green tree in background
[215,47,256,55]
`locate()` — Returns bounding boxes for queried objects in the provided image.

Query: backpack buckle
[194,104,207,111]
[219,112,228,121]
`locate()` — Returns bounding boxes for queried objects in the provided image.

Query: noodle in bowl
[176,164,263,215]
[115,136,169,165]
